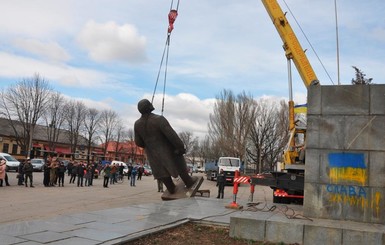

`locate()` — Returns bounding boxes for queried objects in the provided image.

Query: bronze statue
[134,99,197,194]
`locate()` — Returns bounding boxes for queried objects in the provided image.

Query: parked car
[31,158,45,172]
[0,152,20,172]
[143,165,152,176]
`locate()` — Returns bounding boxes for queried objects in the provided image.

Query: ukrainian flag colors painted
[294,104,307,113]
[328,153,367,186]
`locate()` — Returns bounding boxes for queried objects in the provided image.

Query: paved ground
[4,171,378,245]
[0,171,273,225]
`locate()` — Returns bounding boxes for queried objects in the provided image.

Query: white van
[111,160,129,175]
[0,152,21,172]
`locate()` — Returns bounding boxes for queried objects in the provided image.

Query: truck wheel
[273,195,282,204]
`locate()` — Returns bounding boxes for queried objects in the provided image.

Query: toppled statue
[134,99,203,200]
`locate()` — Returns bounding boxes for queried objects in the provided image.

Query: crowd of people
[0,157,156,190]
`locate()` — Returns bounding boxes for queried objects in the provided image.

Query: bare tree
[0,74,52,158]
[113,122,129,160]
[63,100,86,159]
[208,89,256,162]
[127,128,136,163]
[247,99,289,173]
[83,108,101,163]
[198,136,221,163]
[351,66,373,85]
[42,91,67,157]
[179,131,195,155]
[179,131,199,165]
[99,109,119,160]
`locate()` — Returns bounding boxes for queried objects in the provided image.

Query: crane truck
[249,0,320,204]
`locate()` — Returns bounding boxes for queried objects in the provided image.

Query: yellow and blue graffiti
[328,153,366,185]
[326,152,381,217]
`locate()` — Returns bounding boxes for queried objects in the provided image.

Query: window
[12,144,18,155]
[2,143,9,153]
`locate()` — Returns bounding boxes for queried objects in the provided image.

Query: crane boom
[261,0,319,87]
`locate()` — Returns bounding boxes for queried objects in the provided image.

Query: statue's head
[137,99,155,114]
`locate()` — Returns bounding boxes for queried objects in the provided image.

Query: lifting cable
[282,0,335,85]
[151,0,180,115]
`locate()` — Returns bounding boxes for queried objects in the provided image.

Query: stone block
[265,218,304,244]
[304,149,321,183]
[370,84,385,115]
[369,152,385,187]
[320,85,370,115]
[343,116,372,151]
[316,183,385,224]
[368,116,385,151]
[304,225,342,245]
[342,229,385,245]
[318,151,369,186]
[308,85,321,115]
[306,115,320,148]
[365,187,385,224]
[229,217,265,242]
[318,116,346,149]
[303,182,322,219]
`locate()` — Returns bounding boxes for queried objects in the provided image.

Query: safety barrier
[225,170,254,209]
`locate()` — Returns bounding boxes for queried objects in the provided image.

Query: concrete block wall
[303,85,385,224]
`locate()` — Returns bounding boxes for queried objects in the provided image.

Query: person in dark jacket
[137,165,144,180]
[43,160,51,187]
[57,162,66,187]
[77,162,85,187]
[17,160,25,186]
[134,99,197,194]
[69,162,77,184]
[23,159,34,187]
[216,169,226,199]
[103,164,111,188]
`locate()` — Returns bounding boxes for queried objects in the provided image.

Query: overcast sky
[0,0,384,139]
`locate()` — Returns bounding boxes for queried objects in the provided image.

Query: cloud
[0,51,112,89]
[13,38,71,63]
[77,20,147,64]
[113,93,215,140]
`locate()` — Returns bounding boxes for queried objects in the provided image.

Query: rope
[244,202,313,221]
[151,0,180,115]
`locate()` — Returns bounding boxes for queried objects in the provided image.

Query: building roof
[0,117,89,146]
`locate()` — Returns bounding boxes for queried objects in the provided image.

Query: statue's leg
[160,177,176,194]
[179,171,195,188]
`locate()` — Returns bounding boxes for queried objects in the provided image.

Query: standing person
[89,162,97,186]
[127,164,133,180]
[57,161,66,187]
[130,166,137,187]
[157,179,164,192]
[23,159,34,187]
[216,169,226,199]
[137,165,144,180]
[103,164,111,188]
[84,164,92,187]
[49,159,57,186]
[110,163,117,185]
[118,163,124,181]
[67,161,73,177]
[17,160,25,186]
[69,162,77,184]
[134,99,197,194]
[43,159,51,187]
[0,159,6,187]
[77,162,85,187]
